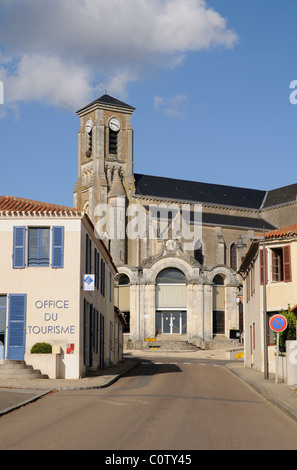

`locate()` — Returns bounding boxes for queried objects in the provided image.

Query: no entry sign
[269,314,287,333]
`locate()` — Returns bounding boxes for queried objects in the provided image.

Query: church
[73,94,297,349]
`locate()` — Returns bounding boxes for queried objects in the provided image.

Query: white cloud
[3,54,92,110]
[155,93,188,118]
[0,0,238,111]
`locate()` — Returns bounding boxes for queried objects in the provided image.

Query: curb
[0,389,52,417]
[226,364,297,423]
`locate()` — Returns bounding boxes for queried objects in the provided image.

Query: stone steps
[0,360,49,379]
[145,335,199,351]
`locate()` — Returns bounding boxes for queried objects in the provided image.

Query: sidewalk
[0,359,137,416]
[1,349,297,422]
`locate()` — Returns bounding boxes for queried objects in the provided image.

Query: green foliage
[30,342,52,354]
[276,306,296,352]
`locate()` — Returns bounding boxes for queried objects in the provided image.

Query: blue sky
[0,0,297,208]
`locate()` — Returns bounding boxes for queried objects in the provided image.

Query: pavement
[1,348,297,423]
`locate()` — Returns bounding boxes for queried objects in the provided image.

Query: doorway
[0,296,6,361]
[156,311,187,334]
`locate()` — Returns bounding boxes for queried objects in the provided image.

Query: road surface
[1,355,297,450]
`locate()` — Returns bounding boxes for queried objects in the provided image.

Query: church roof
[201,212,275,230]
[262,182,297,209]
[76,94,135,114]
[134,173,267,210]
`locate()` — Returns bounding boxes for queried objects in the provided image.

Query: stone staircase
[144,334,199,352]
[211,335,241,349]
[0,360,49,379]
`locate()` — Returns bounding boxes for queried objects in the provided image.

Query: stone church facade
[73,94,297,348]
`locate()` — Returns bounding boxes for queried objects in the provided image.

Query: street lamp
[235,231,269,380]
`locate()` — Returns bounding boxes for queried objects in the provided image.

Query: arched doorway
[118,274,130,333]
[212,274,225,335]
[155,268,187,335]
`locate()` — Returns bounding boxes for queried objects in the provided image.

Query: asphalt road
[1,355,297,451]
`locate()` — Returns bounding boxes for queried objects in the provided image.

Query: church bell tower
[73,94,136,265]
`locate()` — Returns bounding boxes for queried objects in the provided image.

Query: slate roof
[0,196,81,215]
[76,94,135,114]
[201,212,275,230]
[262,183,297,208]
[134,173,267,210]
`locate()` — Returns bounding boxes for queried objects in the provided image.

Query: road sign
[269,314,287,332]
[83,274,94,291]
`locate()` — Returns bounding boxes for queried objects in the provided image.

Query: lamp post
[235,232,269,380]
[137,265,143,341]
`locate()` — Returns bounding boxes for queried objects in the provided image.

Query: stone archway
[155,268,187,335]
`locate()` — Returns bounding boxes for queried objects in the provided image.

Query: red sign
[67,343,75,354]
[269,314,287,332]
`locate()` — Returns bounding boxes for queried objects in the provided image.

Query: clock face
[109,117,121,132]
[85,119,92,133]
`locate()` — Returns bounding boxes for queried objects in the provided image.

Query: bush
[30,342,52,354]
[276,306,296,352]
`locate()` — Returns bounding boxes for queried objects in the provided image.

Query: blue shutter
[52,226,64,268]
[13,226,26,268]
[7,294,26,360]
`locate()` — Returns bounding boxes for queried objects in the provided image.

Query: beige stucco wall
[0,213,118,378]
[243,239,297,372]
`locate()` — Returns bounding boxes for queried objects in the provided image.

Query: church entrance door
[162,312,181,334]
[157,310,187,335]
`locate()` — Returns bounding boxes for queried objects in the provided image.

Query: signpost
[269,314,287,383]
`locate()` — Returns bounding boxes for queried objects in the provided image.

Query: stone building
[73,94,297,348]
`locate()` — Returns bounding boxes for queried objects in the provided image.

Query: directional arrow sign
[269,314,287,333]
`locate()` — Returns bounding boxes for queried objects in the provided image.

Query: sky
[0,0,297,208]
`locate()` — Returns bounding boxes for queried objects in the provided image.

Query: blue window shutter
[13,226,26,268]
[7,294,26,360]
[52,226,64,268]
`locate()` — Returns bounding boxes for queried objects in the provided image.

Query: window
[156,268,186,284]
[271,245,291,282]
[101,258,105,296]
[13,226,64,269]
[213,274,224,285]
[94,248,100,289]
[194,246,203,264]
[85,233,92,273]
[109,272,113,302]
[230,243,237,271]
[28,228,50,266]
[109,130,118,154]
[118,274,130,285]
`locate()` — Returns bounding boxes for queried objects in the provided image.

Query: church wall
[261,204,297,228]
[73,94,297,349]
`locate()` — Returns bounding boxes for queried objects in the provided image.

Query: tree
[277,305,296,352]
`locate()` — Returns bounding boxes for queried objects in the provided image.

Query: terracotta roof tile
[0,196,81,215]
[265,222,297,239]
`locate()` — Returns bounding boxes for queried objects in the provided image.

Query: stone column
[203,283,213,342]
